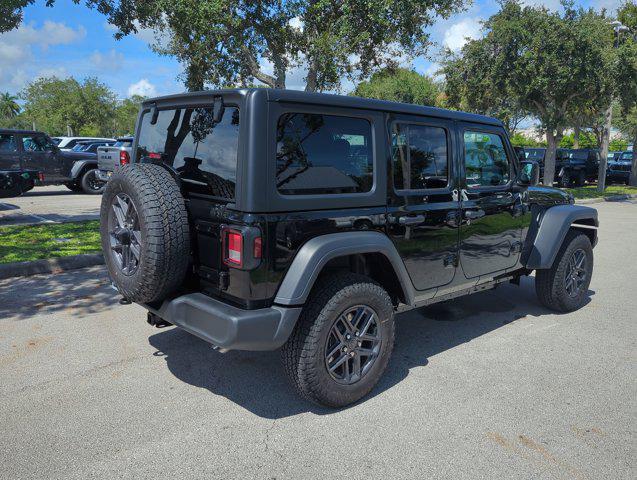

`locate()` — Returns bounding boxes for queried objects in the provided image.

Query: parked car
[51,136,115,151]
[555,148,600,187]
[0,129,107,194]
[607,151,622,163]
[70,140,116,154]
[606,151,634,184]
[101,89,598,407]
[96,136,134,182]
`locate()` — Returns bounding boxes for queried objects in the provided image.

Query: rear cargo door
[135,104,241,286]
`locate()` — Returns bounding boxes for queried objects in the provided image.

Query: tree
[442,36,528,134]
[616,1,637,186]
[559,132,598,148]
[20,77,117,136]
[11,0,468,92]
[352,68,441,106]
[113,95,146,136]
[0,92,21,119]
[508,132,545,147]
[442,1,615,185]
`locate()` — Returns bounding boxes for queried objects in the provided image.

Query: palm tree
[0,92,21,119]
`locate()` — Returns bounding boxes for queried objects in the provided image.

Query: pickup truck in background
[96,136,134,182]
[0,129,105,195]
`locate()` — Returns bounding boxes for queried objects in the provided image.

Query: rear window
[136,106,240,199]
[0,134,17,152]
[276,113,373,195]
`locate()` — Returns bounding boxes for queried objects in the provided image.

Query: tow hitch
[147,312,172,328]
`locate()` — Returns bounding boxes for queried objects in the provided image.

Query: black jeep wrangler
[101,89,598,407]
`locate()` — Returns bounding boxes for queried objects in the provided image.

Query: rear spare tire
[100,164,190,304]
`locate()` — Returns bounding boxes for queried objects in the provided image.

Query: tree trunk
[630,132,637,187]
[185,62,205,92]
[305,62,318,92]
[597,104,613,192]
[544,130,558,186]
[573,124,580,149]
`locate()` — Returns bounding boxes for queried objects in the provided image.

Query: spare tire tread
[100,164,190,304]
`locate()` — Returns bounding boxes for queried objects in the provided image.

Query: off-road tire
[100,164,190,304]
[282,273,395,408]
[559,171,572,188]
[80,168,106,194]
[535,230,593,312]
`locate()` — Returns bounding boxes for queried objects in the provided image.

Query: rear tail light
[119,150,130,166]
[38,172,45,182]
[221,226,262,269]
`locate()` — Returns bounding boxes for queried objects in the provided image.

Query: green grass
[564,185,637,199]
[0,220,101,264]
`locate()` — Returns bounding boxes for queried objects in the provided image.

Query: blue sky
[0,0,624,99]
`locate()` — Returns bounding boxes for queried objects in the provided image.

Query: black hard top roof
[143,88,503,127]
[0,129,42,135]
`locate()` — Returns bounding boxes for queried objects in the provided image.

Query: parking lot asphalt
[0,200,635,480]
[0,186,101,226]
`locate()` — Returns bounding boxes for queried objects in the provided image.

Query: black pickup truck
[0,129,107,195]
[101,89,598,407]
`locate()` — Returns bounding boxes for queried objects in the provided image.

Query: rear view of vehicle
[96,137,134,181]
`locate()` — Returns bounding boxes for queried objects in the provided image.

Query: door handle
[398,215,425,226]
[464,209,485,220]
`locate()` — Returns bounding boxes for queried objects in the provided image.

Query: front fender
[273,231,415,306]
[524,205,598,270]
[70,160,97,180]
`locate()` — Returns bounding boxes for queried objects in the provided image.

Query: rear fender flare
[273,231,415,306]
[524,205,598,270]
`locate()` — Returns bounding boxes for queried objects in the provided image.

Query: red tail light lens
[38,172,45,182]
[223,229,243,267]
[119,150,130,165]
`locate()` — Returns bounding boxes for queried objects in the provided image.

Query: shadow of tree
[0,266,117,320]
[148,276,593,419]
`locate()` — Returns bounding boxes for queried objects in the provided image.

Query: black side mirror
[518,161,540,186]
[212,96,225,123]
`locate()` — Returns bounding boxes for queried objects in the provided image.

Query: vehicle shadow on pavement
[148,276,594,419]
[0,266,117,320]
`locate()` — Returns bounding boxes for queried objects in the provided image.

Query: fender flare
[70,160,97,180]
[524,205,598,270]
[273,231,415,306]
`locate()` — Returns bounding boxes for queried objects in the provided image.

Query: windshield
[525,149,545,160]
[136,106,239,199]
[568,151,588,160]
[620,152,633,161]
[72,144,87,151]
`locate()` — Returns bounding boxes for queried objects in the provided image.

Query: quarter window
[22,135,55,152]
[0,134,17,152]
[391,123,449,190]
[463,131,510,188]
[276,113,373,195]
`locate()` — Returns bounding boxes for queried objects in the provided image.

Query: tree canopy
[352,68,442,107]
[442,1,617,185]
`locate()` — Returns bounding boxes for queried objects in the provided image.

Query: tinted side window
[136,106,239,199]
[276,113,373,195]
[22,135,54,152]
[0,134,17,152]
[391,123,449,190]
[463,131,510,188]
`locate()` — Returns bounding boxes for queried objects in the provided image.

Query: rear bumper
[145,293,302,351]
[95,169,111,182]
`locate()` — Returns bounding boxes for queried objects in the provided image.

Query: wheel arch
[70,160,98,180]
[273,231,415,307]
[524,205,598,270]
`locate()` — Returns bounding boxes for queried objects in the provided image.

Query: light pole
[598,21,631,192]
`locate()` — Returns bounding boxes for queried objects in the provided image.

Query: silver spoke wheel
[325,305,382,385]
[108,193,142,276]
[564,248,587,297]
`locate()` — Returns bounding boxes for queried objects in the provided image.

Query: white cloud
[0,21,86,92]
[443,18,483,52]
[127,79,157,97]
[90,49,125,69]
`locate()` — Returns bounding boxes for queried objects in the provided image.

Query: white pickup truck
[96,136,134,182]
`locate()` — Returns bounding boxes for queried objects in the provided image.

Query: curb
[575,193,637,205]
[0,253,104,280]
